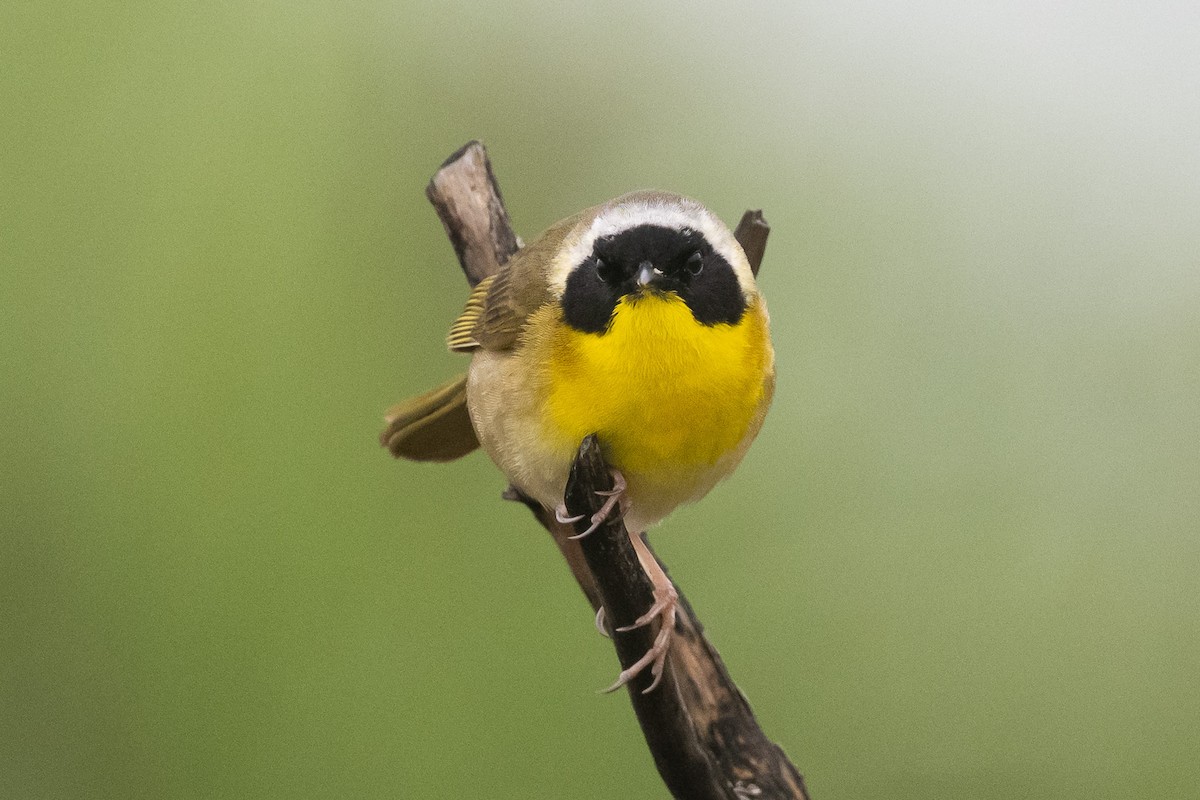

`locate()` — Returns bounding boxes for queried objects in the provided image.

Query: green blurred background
[4,1,1198,798]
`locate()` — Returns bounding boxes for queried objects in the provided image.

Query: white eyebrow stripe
[547,196,755,299]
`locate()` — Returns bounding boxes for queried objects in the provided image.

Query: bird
[381,190,774,692]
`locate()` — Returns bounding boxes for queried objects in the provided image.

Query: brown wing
[380,372,479,461]
[445,208,591,353]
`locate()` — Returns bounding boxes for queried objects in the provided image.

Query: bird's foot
[554,469,627,539]
[603,577,678,694]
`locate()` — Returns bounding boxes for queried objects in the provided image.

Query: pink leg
[603,531,679,694]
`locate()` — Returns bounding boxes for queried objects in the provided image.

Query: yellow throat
[545,292,770,477]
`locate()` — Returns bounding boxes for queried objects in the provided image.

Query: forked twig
[422,141,808,800]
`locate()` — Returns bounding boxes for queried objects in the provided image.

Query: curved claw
[554,503,584,525]
[594,606,610,638]
[566,510,613,540]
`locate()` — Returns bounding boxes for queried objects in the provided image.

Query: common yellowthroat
[382,191,774,691]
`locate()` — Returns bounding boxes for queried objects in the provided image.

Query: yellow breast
[543,293,771,477]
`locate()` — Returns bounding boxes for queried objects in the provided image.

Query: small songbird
[382,191,774,692]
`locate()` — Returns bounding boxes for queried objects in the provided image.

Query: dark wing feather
[445,210,586,352]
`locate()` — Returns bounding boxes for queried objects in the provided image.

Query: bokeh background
[4,2,1198,798]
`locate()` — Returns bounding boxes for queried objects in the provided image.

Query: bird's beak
[635,261,661,287]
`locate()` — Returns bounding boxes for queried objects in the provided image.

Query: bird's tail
[380,372,479,461]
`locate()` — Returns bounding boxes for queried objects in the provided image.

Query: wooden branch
[426,142,808,800]
[566,438,809,800]
[734,210,770,277]
[426,141,522,286]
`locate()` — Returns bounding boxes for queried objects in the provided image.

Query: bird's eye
[594,258,612,283]
[685,251,704,276]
